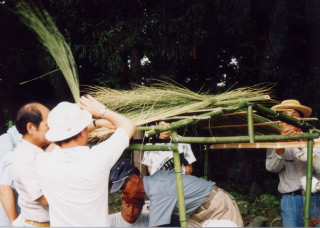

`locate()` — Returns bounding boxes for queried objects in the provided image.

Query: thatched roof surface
[86,82,285,140]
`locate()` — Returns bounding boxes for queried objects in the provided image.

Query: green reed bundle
[85,81,274,140]
[16,1,80,102]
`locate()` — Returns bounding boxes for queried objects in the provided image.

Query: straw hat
[271,100,312,118]
[46,102,92,142]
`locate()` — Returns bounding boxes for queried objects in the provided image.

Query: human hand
[79,95,106,118]
[184,164,193,175]
[300,176,320,193]
[281,126,301,135]
[296,148,307,161]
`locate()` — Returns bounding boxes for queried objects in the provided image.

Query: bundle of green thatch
[16,1,80,102]
[84,81,277,140]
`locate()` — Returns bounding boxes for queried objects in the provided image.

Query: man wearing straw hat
[35,95,136,227]
[110,158,243,227]
[266,99,320,227]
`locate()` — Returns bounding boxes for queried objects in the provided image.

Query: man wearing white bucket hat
[266,99,320,227]
[35,95,136,227]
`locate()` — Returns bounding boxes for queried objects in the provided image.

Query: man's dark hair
[55,132,81,146]
[15,103,43,135]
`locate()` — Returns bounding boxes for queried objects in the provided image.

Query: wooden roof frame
[128,101,320,227]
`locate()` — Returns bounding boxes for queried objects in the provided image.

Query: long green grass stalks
[84,81,275,140]
[16,1,80,102]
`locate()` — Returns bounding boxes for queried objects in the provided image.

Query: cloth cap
[271,99,312,118]
[110,159,139,193]
[45,102,92,142]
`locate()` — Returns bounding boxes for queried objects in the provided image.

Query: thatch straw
[16,1,80,102]
[84,81,275,140]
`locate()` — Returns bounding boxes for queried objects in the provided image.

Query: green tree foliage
[1,0,320,132]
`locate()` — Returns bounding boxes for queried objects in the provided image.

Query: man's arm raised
[79,95,136,138]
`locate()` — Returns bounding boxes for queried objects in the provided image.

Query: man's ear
[26,122,35,134]
[80,129,86,137]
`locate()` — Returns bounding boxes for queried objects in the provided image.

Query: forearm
[87,119,115,133]
[100,109,136,138]
[79,95,136,138]
[266,149,285,172]
[184,164,193,175]
[314,157,320,173]
[36,195,49,207]
[0,185,18,223]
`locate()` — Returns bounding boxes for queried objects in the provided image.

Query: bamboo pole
[127,144,178,151]
[252,103,320,133]
[204,145,209,180]
[247,105,255,143]
[171,130,187,227]
[163,116,211,120]
[210,142,320,149]
[171,133,320,144]
[203,121,278,129]
[203,119,317,129]
[144,102,250,136]
[222,111,257,116]
[211,95,270,106]
[304,138,314,227]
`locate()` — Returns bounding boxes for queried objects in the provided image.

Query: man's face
[283,110,301,118]
[33,104,50,148]
[123,175,145,200]
[280,109,301,130]
[121,200,143,224]
[157,121,171,139]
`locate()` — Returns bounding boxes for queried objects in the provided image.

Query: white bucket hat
[46,102,92,142]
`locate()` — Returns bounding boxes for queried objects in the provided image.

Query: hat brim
[110,176,129,193]
[46,110,92,142]
[271,104,312,118]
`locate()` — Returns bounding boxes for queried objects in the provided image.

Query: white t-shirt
[108,212,149,227]
[142,143,196,175]
[35,128,129,227]
[12,139,49,222]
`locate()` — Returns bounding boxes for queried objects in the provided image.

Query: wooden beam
[210,142,320,149]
